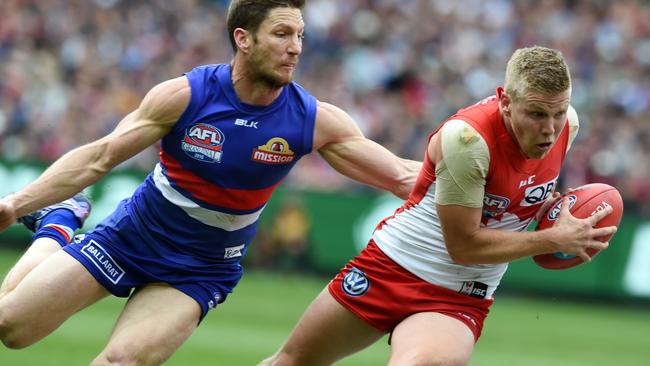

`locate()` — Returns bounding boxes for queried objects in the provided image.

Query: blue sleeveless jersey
[106,64,316,266]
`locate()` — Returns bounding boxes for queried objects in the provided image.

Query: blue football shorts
[62,203,243,322]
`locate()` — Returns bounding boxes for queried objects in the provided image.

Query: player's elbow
[445,239,481,265]
[84,141,121,177]
[391,182,412,200]
[393,160,420,199]
[447,247,475,265]
[88,157,115,176]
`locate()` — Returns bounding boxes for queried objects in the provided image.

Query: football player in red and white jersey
[0,1,421,364]
[261,46,618,366]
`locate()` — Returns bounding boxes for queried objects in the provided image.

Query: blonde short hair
[504,46,571,101]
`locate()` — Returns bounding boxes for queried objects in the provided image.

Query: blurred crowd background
[1,0,649,215]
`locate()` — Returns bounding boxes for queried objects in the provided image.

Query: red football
[532,183,623,270]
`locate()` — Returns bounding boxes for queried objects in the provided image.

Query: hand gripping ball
[533,183,623,270]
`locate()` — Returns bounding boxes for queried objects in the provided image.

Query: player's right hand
[0,198,18,232]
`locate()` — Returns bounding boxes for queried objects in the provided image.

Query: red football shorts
[328,240,494,341]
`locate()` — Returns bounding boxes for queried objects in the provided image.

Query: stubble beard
[247,50,291,89]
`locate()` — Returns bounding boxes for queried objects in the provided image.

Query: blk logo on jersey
[251,137,295,164]
[182,124,225,163]
[342,267,370,297]
[235,118,258,129]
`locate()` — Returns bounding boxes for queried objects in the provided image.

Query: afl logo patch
[181,123,225,163]
[482,193,510,218]
[251,137,295,164]
[342,267,370,297]
[547,194,577,221]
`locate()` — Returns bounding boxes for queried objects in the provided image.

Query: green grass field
[0,249,649,365]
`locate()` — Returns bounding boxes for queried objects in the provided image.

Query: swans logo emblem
[547,195,577,221]
[342,267,370,297]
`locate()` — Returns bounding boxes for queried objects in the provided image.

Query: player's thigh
[389,312,475,366]
[0,250,110,346]
[93,283,201,366]
[270,287,384,366]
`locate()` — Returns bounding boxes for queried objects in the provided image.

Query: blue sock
[32,209,81,247]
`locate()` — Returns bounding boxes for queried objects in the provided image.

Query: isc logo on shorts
[459,281,488,299]
[342,267,370,297]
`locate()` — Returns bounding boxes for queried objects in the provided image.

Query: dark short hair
[226,0,305,52]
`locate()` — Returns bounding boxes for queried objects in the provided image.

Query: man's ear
[498,87,512,117]
[233,28,251,53]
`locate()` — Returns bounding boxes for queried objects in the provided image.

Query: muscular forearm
[393,158,421,199]
[447,227,560,265]
[441,199,614,265]
[320,139,421,200]
[7,141,114,216]
[4,78,185,217]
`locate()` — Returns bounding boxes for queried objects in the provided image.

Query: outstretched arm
[313,101,421,199]
[0,76,190,228]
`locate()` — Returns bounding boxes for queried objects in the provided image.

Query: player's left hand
[0,197,18,232]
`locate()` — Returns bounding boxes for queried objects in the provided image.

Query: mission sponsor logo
[251,137,295,164]
[181,123,225,163]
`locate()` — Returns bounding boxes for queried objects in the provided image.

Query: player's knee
[257,351,304,366]
[93,351,135,366]
[389,352,469,366]
[0,310,34,349]
[257,351,297,366]
[256,356,274,366]
[93,347,165,366]
[256,354,283,366]
[0,335,32,350]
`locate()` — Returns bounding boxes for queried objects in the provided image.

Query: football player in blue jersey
[0,0,420,364]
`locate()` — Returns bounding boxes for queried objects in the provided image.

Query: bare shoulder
[313,100,362,150]
[139,76,191,125]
